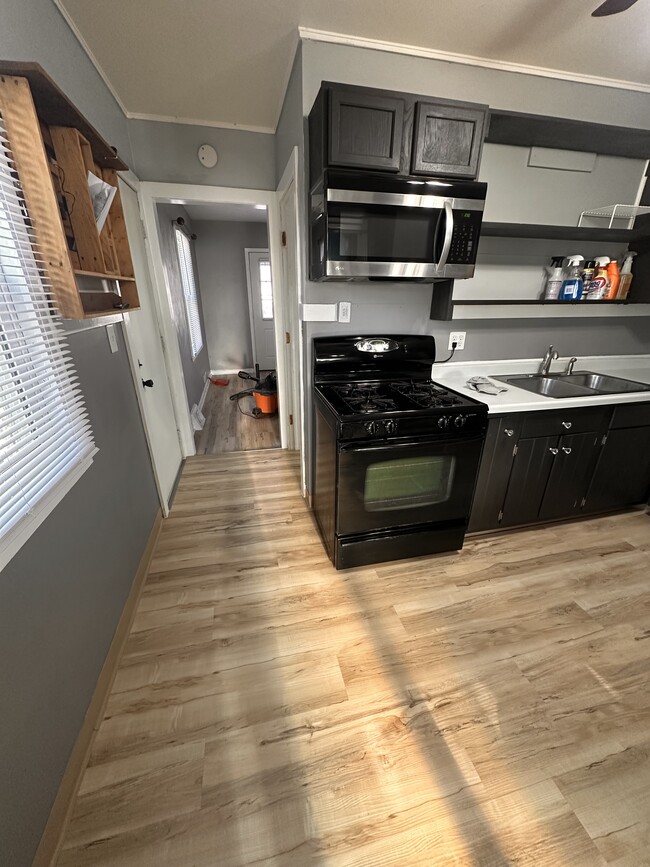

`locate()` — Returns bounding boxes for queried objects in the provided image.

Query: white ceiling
[58,0,650,132]
[183,202,268,223]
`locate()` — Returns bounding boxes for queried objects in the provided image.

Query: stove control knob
[438,416,449,429]
[364,421,377,435]
[385,419,397,434]
[454,415,466,428]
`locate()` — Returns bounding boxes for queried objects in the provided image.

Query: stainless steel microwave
[310,171,487,282]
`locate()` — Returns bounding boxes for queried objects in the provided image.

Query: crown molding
[299,26,650,95]
[52,0,129,114]
[125,112,274,134]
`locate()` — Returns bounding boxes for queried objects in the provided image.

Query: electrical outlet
[338,301,351,323]
[448,331,466,351]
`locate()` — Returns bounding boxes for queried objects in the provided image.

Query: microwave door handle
[437,200,454,270]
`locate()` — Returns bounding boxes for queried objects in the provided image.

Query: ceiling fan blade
[592,0,639,16]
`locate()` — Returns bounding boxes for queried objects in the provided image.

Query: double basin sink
[492,371,650,399]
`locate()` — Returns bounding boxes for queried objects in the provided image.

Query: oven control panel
[341,410,487,441]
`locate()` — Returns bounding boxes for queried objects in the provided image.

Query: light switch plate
[106,324,118,353]
[338,301,351,323]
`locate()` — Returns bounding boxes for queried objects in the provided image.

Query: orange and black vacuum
[229,367,278,417]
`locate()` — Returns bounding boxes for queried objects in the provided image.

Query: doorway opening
[137,183,295,463]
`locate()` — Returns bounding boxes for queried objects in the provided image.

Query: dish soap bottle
[617,251,637,299]
[587,258,610,300]
[605,260,620,299]
[559,255,584,300]
[544,256,566,300]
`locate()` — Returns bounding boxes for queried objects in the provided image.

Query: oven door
[337,436,483,536]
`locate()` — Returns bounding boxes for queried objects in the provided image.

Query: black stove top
[326,379,466,417]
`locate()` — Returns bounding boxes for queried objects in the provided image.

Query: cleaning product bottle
[559,255,584,300]
[617,251,637,299]
[587,258,610,300]
[543,256,566,300]
[605,260,620,299]
[581,260,596,299]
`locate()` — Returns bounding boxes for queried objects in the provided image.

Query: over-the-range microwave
[310,170,487,282]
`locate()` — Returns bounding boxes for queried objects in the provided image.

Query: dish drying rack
[578,204,650,230]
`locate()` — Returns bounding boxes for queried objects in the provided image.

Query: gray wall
[0,326,159,867]
[129,119,275,189]
[155,204,210,409]
[275,44,303,184]
[193,219,269,371]
[0,4,160,865]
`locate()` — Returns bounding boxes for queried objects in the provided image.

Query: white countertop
[430,354,650,415]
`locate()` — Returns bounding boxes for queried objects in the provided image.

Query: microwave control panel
[448,210,483,264]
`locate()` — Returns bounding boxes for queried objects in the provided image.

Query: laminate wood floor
[195,374,280,454]
[58,450,650,866]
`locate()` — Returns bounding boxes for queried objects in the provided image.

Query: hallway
[195,375,281,454]
[58,451,650,866]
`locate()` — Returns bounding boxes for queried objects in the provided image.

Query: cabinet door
[584,426,650,513]
[468,415,521,532]
[538,432,600,522]
[329,89,405,172]
[411,102,487,178]
[500,436,557,527]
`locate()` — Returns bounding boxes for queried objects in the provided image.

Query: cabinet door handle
[562,446,572,455]
[561,421,572,429]
[549,447,559,455]
[504,429,515,437]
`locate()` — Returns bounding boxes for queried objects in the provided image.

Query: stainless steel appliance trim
[326,189,485,212]
[437,201,454,271]
[326,261,475,279]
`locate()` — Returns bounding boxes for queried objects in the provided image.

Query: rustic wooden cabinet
[0,61,138,319]
[469,403,650,532]
[308,81,489,187]
[411,101,487,178]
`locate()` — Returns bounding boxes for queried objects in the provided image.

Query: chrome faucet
[565,357,578,375]
[539,344,559,375]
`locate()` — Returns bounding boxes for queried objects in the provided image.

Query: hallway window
[0,115,96,569]
[258,258,273,320]
[174,227,203,359]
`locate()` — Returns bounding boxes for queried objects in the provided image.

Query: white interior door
[120,180,183,512]
[279,185,300,450]
[246,248,276,370]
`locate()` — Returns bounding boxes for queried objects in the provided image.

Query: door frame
[244,247,272,371]
[138,181,290,454]
[117,171,183,515]
[277,147,306,491]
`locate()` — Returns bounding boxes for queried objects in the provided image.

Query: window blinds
[0,114,96,561]
[174,227,203,360]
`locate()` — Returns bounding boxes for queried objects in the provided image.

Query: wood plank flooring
[58,450,650,866]
[195,375,280,454]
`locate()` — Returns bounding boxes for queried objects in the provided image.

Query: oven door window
[328,203,443,263]
[364,455,455,511]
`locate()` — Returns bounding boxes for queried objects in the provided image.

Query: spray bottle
[543,256,566,300]
[605,260,620,299]
[587,258,610,300]
[559,255,584,300]
[617,251,637,299]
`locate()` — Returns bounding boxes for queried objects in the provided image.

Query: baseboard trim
[198,376,210,413]
[32,509,164,867]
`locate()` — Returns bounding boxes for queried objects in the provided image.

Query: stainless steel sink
[553,371,650,394]
[492,370,650,399]
[492,374,595,398]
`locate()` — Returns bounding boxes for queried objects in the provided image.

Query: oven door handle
[339,434,486,453]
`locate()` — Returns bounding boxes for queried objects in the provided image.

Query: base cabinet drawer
[521,407,609,439]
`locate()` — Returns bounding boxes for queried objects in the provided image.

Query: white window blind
[174,227,203,359]
[0,115,96,568]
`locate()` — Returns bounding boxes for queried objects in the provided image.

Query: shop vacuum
[229,365,278,417]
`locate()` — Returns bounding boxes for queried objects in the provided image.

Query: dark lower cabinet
[500,436,557,526]
[538,432,600,522]
[584,426,650,513]
[469,403,650,533]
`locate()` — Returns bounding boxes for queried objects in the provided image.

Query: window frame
[173,224,204,361]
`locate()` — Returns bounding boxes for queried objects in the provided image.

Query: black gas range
[312,335,488,569]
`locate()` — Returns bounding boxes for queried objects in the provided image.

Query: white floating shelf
[449,303,650,320]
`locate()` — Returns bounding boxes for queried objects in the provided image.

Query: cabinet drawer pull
[561,421,572,429]
[549,447,559,455]
[504,428,515,437]
[562,446,572,455]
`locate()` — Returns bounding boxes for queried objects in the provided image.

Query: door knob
[142,378,154,388]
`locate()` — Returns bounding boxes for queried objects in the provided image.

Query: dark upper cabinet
[308,82,489,187]
[411,102,488,178]
[538,432,601,522]
[329,88,405,173]
[584,426,650,513]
